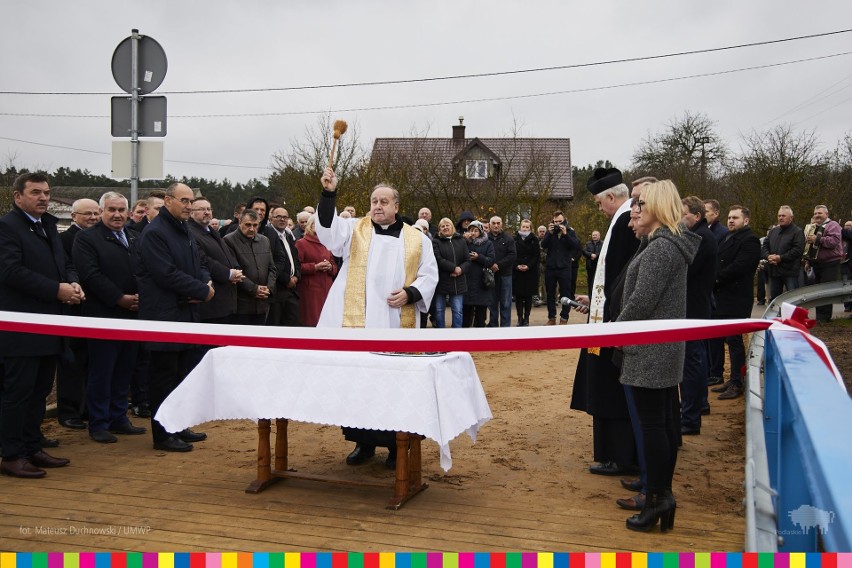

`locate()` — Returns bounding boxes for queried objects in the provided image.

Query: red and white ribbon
[0,306,841,385]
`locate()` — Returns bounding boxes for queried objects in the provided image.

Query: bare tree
[268,115,369,211]
[632,111,728,197]
[728,124,830,231]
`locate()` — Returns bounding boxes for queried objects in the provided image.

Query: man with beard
[709,206,761,400]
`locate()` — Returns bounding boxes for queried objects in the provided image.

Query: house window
[466,160,488,179]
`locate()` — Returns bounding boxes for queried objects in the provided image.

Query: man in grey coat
[224,209,277,325]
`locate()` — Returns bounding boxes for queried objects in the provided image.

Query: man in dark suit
[0,172,81,478]
[703,199,730,243]
[709,205,761,400]
[55,198,100,431]
[267,206,302,327]
[72,191,146,444]
[188,197,242,326]
[679,196,719,435]
[137,182,214,452]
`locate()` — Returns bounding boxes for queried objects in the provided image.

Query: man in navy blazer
[72,191,147,444]
[0,172,82,478]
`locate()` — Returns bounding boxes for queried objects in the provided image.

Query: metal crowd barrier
[744,280,852,551]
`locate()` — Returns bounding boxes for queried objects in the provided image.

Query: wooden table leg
[387,432,428,509]
[274,418,288,472]
[246,418,282,493]
[409,435,422,491]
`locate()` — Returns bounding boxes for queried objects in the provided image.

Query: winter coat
[541,223,581,270]
[513,232,540,297]
[489,230,517,275]
[433,233,471,296]
[617,226,700,389]
[761,223,805,278]
[188,219,239,321]
[685,218,718,319]
[223,230,278,316]
[713,226,761,318]
[463,235,495,306]
[295,232,338,327]
[136,206,211,351]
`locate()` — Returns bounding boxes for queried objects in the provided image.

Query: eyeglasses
[168,197,193,205]
[73,211,99,216]
[271,215,289,220]
[631,198,646,212]
[192,207,212,212]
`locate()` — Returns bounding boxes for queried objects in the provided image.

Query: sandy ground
[96,304,745,519]
[41,302,851,528]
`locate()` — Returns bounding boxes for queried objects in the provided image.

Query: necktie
[280,231,295,278]
[114,230,129,248]
[34,220,46,238]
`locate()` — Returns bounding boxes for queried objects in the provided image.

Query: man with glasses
[267,206,301,327]
[137,183,214,452]
[188,197,242,326]
[56,198,101,432]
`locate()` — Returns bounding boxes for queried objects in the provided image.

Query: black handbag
[482,267,496,289]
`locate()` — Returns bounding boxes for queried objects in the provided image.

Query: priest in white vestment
[315,166,438,467]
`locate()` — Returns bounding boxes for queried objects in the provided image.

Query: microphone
[559,297,583,309]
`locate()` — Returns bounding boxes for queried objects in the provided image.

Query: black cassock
[570,210,640,467]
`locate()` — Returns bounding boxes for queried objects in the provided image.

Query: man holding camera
[540,210,581,325]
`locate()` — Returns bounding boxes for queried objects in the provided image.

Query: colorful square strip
[0,553,850,568]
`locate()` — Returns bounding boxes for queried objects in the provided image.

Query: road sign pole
[130,29,140,205]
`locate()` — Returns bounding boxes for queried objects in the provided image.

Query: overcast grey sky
[1,1,851,184]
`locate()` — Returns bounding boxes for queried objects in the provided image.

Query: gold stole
[342,217,422,328]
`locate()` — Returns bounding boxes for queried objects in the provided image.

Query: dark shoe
[718,384,744,400]
[701,406,711,416]
[59,418,86,430]
[39,436,60,448]
[345,444,375,465]
[111,422,146,435]
[711,380,731,393]
[616,493,646,510]
[177,428,207,443]
[154,436,193,452]
[0,457,46,478]
[589,461,626,476]
[385,449,397,470]
[626,492,676,533]
[707,376,725,386]
[131,403,152,418]
[90,430,118,444]
[681,426,701,436]
[756,301,765,306]
[28,450,70,468]
[621,478,643,491]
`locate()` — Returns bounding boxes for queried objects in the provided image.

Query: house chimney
[452,116,465,142]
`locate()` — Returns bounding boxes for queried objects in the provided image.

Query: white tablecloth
[156,347,492,471]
